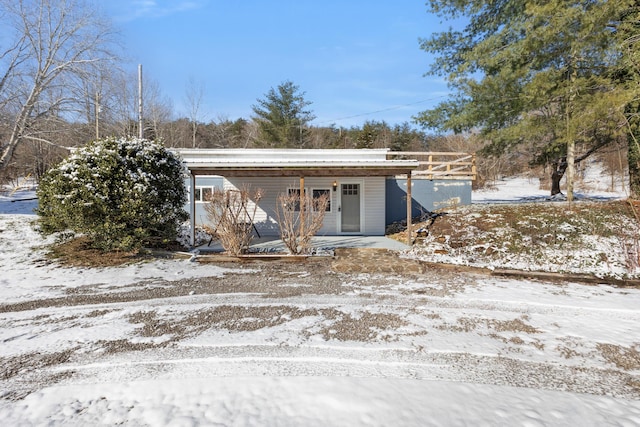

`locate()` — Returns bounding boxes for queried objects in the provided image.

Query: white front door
[340,183,361,233]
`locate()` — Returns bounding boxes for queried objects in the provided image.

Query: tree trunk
[627,102,640,199]
[0,141,19,172]
[629,135,640,198]
[550,157,567,196]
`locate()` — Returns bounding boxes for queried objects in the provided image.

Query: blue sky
[103,1,453,128]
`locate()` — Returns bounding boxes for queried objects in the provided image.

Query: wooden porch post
[299,176,305,237]
[189,172,196,247]
[406,171,412,246]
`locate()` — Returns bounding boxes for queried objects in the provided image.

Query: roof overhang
[176,149,418,177]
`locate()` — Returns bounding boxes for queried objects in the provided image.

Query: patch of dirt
[0,261,335,313]
[129,311,188,338]
[0,257,464,314]
[597,343,640,370]
[182,305,319,333]
[332,248,426,274]
[97,339,168,355]
[0,350,75,381]
[46,236,188,268]
[48,236,147,267]
[116,306,414,351]
[436,316,541,335]
[318,311,409,342]
[489,317,540,334]
[84,303,422,358]
[0,349,78,401]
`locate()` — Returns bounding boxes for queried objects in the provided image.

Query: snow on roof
[175,148,418,171]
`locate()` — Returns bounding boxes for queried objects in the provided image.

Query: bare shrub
[203,187,263,256]
[276,191,328,254]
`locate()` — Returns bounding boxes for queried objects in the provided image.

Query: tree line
[0,1,431,183]
[1,0,637,198]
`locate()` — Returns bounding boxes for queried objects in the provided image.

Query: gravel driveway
[2,254,640,405]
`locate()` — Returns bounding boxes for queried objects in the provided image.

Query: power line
[314,96,447,125]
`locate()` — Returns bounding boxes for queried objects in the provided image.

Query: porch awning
[176,148,418,177]
[178,148,419,247]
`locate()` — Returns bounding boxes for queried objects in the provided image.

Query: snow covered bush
[36,137,188,251]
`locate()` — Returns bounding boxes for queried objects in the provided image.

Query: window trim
[311,188,332,212]
[286,187,306,211]
[286,187,333,212]
[195,186,215,203]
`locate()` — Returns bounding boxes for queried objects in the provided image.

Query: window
[194,186,215,202]
[201,187,213,201]
[312,189,331,212]
[287,188,303,211]
[286,187,332,212]
[342,183,359,195]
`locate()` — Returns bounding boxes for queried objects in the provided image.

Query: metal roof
[176,148,418,177]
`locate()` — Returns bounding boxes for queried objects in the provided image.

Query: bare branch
[0,0,120,172]
[275,191,328,255]
[203,186,263,256]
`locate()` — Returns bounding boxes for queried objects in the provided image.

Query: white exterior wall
[362,176,385,235]
[223,177,286,236]
[222,176,386,236]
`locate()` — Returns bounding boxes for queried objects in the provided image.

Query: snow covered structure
[177,149,475,247]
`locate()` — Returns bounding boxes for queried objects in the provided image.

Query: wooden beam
[406,171,412,246]
[189,173,196,247]
[189,167,416,177]
[299,175,305,238]
[388,151,473,156]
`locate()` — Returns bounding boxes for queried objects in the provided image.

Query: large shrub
[37,137,188,251]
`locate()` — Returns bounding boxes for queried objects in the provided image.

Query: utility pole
[138,64,143,139]
[95,92,100,140]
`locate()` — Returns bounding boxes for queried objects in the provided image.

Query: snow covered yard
[1,177,640,426]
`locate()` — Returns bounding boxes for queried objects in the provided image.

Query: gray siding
[186,175,429,236]
[184,176,224,226]
[386,178,472,224]
[219,176,385,236]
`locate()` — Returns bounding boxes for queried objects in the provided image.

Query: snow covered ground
[406,169,639,281]
[1,172,640,426]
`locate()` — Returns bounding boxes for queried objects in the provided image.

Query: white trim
[286,186,308,212]
[311,187,332,213]
[194,185,216,203]
[176,148,417,170]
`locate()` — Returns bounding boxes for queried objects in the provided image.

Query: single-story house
[177,148,420,247]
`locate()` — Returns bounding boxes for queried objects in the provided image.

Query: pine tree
[417,0,636,196]
[251,81,316,148]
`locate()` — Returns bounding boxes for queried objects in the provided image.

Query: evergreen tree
[251,81,316,148]
[416,1,636,196]
[615,5,640,196]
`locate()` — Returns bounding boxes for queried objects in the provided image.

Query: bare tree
[184,76,206,148]
[0,0,119,173]
[144,76,174,141]
[203,187,263,256]
[276,191,328,255]
[91,70,133,139]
